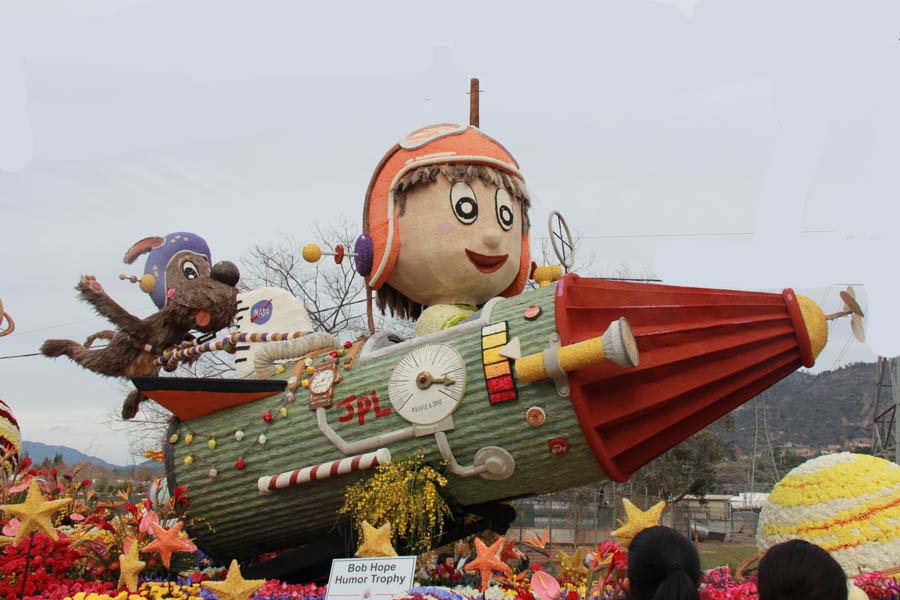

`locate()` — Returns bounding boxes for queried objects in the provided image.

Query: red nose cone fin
[555,274,815,482]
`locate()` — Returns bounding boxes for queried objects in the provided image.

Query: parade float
[29,93,871,587]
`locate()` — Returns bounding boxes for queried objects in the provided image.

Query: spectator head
[624,526,701,600]
[758,539,847,600]
[436,553,455,569]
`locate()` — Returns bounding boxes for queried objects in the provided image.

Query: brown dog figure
[41,232,240,419]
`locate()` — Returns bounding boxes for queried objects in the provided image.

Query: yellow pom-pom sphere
[184,433,194,445]
[207,439,217,450]
[798,295,827,360]
[301,243,322,263]
[758,452,900,573]
[139,273,157,294]
[275,364,286,375]
[169,434,179,444]
[183,455,193,466]
[301,378,310,388]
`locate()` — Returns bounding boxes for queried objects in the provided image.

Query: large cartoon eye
[450,181,478,225]
[495,188,514,231]
[182,260,200,280]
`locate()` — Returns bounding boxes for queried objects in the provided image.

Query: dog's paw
[79,274,103,292]
[122,397,139,420]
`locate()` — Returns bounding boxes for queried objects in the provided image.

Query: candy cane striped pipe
[230,330,308,344]
[157,330,311,365]
[156,338,230,366]
[257,448,391,493]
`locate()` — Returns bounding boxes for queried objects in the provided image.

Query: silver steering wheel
[548,210,575,271]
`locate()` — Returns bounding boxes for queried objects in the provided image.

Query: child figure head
[363,124,531,319]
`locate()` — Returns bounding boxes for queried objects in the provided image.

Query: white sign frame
[326,556,418,600]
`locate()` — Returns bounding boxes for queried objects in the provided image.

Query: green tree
[629,415,734,501]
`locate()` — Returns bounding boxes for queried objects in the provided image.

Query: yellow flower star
[0,479,69,545]
[118,537,146,592]
[611,499,666,547]
[201,559,265,600]
[354,521,398,558]
[556,546,588,580]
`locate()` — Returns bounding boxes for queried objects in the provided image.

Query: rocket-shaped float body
[139,275,828,561]
[554,275,826,481]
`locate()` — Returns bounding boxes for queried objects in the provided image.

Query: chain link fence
[506,483,761,550]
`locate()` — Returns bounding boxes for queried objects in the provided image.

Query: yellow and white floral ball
[757,452,900,575]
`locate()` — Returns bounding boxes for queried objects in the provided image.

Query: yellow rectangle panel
[481,332,507,350]
[483,347,504,365]
[484,361,511,379]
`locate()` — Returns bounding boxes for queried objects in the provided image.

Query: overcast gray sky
[1,0,897,465]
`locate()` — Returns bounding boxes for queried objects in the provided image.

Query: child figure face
[387,175,524,307]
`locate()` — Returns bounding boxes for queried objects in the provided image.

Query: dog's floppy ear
[123,236,165,264]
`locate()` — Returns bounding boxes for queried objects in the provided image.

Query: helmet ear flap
[366,204,402,291]
[123,236,165,264]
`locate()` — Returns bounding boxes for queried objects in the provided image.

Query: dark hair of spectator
[758,539,847,600]
[626,526,701,600]
[436,553,454,569]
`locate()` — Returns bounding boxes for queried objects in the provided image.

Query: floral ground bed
[7,559,898,600]
[3,537,900,600]
[2,460,899,600]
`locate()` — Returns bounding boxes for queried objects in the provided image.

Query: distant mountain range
[21,440,128,471]
[729,361,877,448]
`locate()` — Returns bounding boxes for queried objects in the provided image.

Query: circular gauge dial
[310,369,335,394]
[388,344,467,425]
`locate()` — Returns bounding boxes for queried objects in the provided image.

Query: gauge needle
[415,371,455,389]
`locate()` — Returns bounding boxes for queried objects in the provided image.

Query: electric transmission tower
[871,356,899,464]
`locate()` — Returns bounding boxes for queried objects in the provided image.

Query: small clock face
[388,344,467,425]
[310,369,335,394]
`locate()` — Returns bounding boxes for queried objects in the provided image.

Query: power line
[0,351,43,360]
[8,307,155,337]
[0,344,111,361]
[533,228,834,241]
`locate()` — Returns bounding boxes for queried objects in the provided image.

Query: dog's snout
[211,261,240,287]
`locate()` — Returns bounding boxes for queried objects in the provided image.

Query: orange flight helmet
[362,123,531,297]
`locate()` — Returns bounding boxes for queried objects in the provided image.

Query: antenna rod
[469,77,480,127]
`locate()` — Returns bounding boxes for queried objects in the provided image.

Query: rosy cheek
[434,222,455,235]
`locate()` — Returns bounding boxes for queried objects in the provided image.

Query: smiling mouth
[465,249,509,274]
